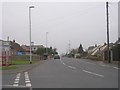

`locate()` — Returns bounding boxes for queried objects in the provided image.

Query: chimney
[13,40,15,43]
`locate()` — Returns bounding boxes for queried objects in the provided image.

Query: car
[54,54,60,59]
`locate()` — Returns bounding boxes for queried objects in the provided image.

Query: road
[2,57,119,88]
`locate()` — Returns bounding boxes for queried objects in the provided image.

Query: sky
[1,0,119,54]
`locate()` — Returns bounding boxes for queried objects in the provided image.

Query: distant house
[87,43,113,61]
[21,44,44,55]
[91,44,109,57]
[31,45,44,54]
[21,45,30,55]
[10,40,24,55]
[87,45,97,55]
[87,41,120,62]
[87,46,96,54]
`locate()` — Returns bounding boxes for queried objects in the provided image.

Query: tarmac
[2,60,45,74]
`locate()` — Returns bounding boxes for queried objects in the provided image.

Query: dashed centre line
[60,59,76,69]
[113,67,119,70]
[63,63,66,65]
[60,59,104,77]
[83,70,104,77]
[68,66,76,69]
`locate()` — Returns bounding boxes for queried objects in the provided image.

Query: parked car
[54,54,60,59]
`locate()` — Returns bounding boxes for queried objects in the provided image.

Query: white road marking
[83,70,104,77]
[13,73,21,86]
[68,66,76,69]
[1,85,28,88]
[63,63,66,65]
[113,67,119,70]
[26,83,32,87]
[25,81,30,83]
[13,84,19,86]
[60,59,76,69]
[24,72,32,87]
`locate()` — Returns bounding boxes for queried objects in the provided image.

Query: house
[10,40,24,55]
[21,44,44,55]
[21,45,30,55]
[91,44,109,57]
[87,43,113,61]
[31,45,44,54]
[87,45,97,54]
[87,41,120,63]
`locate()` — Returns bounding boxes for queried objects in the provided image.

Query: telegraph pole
[106,2,110,63]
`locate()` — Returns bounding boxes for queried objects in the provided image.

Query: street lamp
[29,6,34,64]
[46,32,48,55]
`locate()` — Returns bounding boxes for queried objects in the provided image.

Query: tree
[36,47,45,56]
[78,44,84,54]
[47,47,53,55]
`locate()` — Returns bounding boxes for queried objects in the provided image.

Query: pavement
[2,60,45,74]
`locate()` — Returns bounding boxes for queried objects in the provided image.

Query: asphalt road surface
[2,57,119,88]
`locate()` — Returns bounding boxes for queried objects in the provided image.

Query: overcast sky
[1,1,119,54]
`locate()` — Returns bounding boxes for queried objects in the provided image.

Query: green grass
[0,65,18,70]
[12,60,38,65]
[12,60,30,65]
[0,60,39,70]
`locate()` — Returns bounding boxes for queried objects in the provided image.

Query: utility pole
[106,2,110,63]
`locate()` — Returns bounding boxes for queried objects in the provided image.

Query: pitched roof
[115,39,120,44]
[21,45,30,52]
[10,41,24,52]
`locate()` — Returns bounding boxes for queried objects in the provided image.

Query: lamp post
[46,32,48,56]
[29,6,34,64]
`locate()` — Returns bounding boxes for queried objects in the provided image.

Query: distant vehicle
[54,54,60,59]
[43,53,48,60]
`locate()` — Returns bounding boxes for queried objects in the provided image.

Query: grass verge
[1,60,39,70]
[0,65,18,70]
[12,60,39,65]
